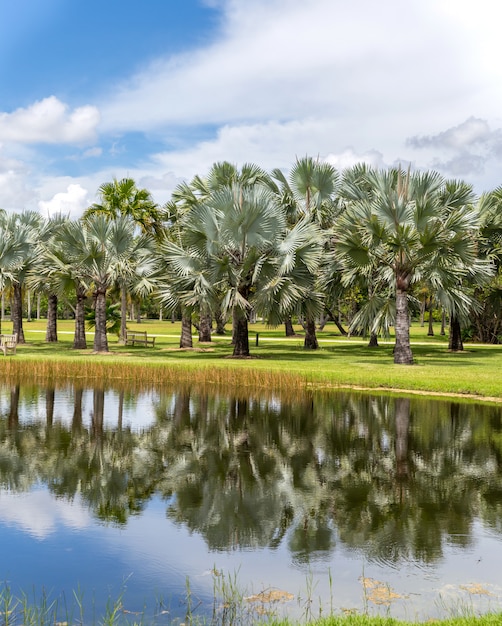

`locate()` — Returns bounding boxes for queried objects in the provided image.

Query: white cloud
[407,118,495,151]
[4,0,502,212]
[0,150,36,209]
[86,0,502,194]
[149,118,383,181]
[0,490,91,539]
[405,117,502,181]
[324,149,386,172]
[83,146,103,158]
[97,0,487,134]
[38,183,90,217]
[0,96,100,144]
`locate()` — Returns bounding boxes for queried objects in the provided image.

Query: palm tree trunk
[440,310,446,336]
[198,308,212,342]
[284,316,295,337]
[119,285,127,344]
[394,287,413,364]
[73,283,87,349]
[179,308,193,348]
[45,293,58,342]
[448,315,463,351]
[214,303,226,334]
[27,290,32,322]
[427,308,434,336]
[11,283,25,343]
[304,316,319,350]
[368,331,379,347]
[93,286,109,352]
[232,307,250,357]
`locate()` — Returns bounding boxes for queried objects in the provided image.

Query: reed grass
[1,582,501,626]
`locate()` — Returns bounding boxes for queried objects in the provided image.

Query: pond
[1,382,502,623]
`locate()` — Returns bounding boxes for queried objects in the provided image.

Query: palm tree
[268,156,339,348]
[159,182,324,357]
[0,212,31,335]
[84,177,164,237]
[33,218,89,349]
[59,215,156,352]
[465,188,502,344]
[164,162,272,346]
[336,168,491,364]
[0,211,48,343]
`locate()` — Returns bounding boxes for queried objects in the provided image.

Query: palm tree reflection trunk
[395,397,410,481]
[72,387,83,432]
[92,388,105,440]
[118,390,124,431]
[8,385,20,429]
[46,388,55,427]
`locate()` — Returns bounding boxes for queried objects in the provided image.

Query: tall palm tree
[32,218,89,349]
[268,157,339,348]
[159,183,324,357]
[27,214,71,343]
[336,168,491,364]
[84,177,164,237]
[163,162,272,347]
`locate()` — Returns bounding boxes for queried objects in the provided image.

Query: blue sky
[1,0,502,216]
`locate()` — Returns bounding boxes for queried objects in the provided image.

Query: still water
[1,383,502,622]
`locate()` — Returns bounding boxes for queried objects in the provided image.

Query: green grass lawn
[1,318,501,400]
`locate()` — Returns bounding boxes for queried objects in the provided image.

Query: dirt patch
[164,347,215,352]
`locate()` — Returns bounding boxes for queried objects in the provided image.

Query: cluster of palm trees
[0,158,500,363]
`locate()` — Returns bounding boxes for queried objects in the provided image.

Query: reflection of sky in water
[2,386,502,620]
[1,488,502,621]
[0,388,160,431]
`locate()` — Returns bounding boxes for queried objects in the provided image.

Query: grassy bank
[272,617,502,625]
[1,319,501,400]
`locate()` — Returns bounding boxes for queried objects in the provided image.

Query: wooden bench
[125,330,156,347]
[0,333,17,356]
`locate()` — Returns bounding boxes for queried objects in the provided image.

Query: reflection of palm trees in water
[1,385,502,564]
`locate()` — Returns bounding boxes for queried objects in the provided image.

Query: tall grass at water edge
[1,582,502,626]
[1,319,502,400]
